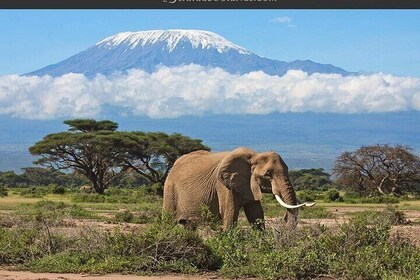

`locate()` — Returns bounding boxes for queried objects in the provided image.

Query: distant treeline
[0,167,148,189]
[0,166,335,191]
[289,168,334,191]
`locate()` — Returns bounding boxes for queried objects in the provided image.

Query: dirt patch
[401,210,420,222]
[325,206,374,216]
[325,206,420,222]
[391,224,420,247]
[64,218,146,231]
[48,219,148,237]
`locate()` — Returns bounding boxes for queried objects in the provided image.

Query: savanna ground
[1,187,420,280]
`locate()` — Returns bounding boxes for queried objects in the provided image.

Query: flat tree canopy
[64,119,119,132]
[29,119,124,194]
[29,119,210,194]
[333,144,420,196]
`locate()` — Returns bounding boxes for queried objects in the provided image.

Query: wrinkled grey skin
[163,147,299,230]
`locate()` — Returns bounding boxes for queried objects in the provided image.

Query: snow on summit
[96,29,251,54]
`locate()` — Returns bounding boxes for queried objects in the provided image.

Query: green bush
[341,191,361,203]
[207,207,419,279]
[326,188,341,202]
[25,200,95,220]
[343,191,363,199]
[115,210,134,223]
[0,227,49,264]
[297,190,316,202]
[16,185,68,197]
[1,213,220,274]
[199,205,221,230]
[151,183,163,196]
[19,186,49,198]
[51,185,66,195]
[351,205,407,226]
[138,184,164,196]
[0,186,8,197]
[359,196,400,204]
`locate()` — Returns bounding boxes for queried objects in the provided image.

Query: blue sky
[0,10,419,76]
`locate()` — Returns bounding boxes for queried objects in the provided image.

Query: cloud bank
[0,64,420,120]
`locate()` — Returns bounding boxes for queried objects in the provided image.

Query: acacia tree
[333,144,420,196]
[29,119,125,194]
[116,131,210,185]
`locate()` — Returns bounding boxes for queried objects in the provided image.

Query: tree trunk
[377,176,388,195]
[89,175,105,194]
[391,180,402,196]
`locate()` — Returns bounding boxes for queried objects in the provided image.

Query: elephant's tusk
[275,195,316,209]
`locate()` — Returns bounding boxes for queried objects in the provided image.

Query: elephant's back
[168,151,228,184]
[173,150,226,168]
[174,150,212,165]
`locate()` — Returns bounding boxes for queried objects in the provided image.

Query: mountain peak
[96,29,252,54]
[26,29,353,77]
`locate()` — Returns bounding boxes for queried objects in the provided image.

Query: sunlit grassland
[1,190,420,222]
[0,193,72,210]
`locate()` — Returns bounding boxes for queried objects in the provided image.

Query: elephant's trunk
[272,177,316,209]
[271,177,315,226]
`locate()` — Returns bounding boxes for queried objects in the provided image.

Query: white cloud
[0,65,420,120]
[271,16,293,24]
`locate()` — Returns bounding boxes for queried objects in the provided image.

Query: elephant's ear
[217,149,262,201]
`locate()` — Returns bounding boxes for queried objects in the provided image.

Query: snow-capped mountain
[27,29,353,77]
[98,30,251,54]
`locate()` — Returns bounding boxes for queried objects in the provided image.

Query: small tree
[117,131,210,185]
[333,144,420,196]
[29,119,125,194]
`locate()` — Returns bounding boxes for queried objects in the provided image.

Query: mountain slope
[27,29,353,77]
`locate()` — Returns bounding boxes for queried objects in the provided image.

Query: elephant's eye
[263,170,272,178]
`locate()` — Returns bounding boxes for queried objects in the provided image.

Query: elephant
[162,147,315,230]
[79,185,93,192]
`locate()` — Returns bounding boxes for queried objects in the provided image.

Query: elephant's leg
[244,201,265,230]
[219,194,242,230]
[175,184,218,230]
[217,188,245,230]
[221,205,240,230]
